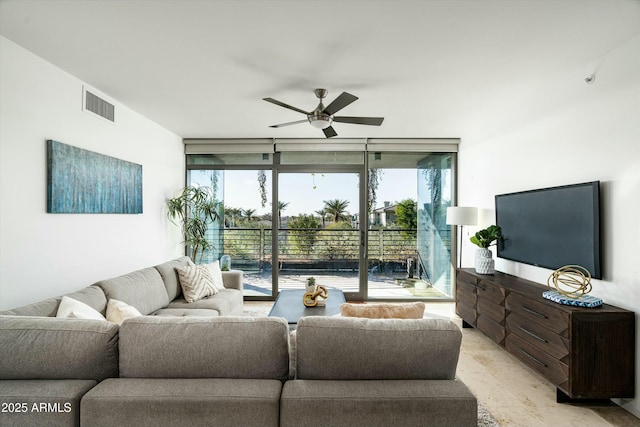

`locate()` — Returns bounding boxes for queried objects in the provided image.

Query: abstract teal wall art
[47,140,143,214]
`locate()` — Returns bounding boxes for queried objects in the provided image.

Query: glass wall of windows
[185,140,457,301]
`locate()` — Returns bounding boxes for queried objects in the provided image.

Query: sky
[191,169,419,217]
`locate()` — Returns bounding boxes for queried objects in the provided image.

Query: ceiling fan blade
[323,126,338,138]
[269,119,308,128]
[263,97,310,115]
[333,116,384,126]
[322,92,358,115]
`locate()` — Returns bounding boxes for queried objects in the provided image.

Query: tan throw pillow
[176,264,219,303]
[106,299,142,325]
[56,296,106,321]
[339,302,425,319]
[205,260,225,291]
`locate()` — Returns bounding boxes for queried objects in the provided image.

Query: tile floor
[245,300,640,427]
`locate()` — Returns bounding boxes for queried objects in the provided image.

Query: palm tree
[315,208,328,228]
[242,208,257,223]
[224,207,243,228]
[277,201,289,228]
[323,199,350,223]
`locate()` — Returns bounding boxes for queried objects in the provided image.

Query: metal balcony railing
[218,227,424,274]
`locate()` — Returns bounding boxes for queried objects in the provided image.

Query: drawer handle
[519,348,548,368]
[521,305,548,319]
[518,325,548,343]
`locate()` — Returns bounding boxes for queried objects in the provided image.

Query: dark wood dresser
[456,268,635,402]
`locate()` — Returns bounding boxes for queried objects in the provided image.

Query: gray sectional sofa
[0,257,477,427]
[0,256,244,318]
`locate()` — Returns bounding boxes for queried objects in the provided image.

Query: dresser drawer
[506,292,569,336]
[457,270,478,288]
[477,316,505,346]
[506,313,570,360]
[477,297,505,325]
[457,287,477,307]
[506,333,568,387]
[477,279,505,304]
[456,301,476,327]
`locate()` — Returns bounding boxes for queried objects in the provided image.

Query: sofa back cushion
[65,285,108,314]
[119,317,289,381]
[0,316,119,381]
[0,297,60,317]
[96,267,169,315]
[295,317,462,380]
[154,256,192,300]
[0,285,107,317]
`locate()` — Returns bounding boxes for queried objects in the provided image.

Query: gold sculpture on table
[303,285,329,307]
[547,265,592,298]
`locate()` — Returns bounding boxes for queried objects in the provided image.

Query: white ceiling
[1,0,639,140]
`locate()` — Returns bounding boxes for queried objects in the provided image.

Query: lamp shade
[446,206,478,226]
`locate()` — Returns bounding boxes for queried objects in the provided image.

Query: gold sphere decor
[547,265,592,298]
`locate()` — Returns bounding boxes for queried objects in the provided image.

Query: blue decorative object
[542,290,603,308]
[47,140,142,214]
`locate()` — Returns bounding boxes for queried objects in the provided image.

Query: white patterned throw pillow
[56,296,106,321]
[176,264,219,303]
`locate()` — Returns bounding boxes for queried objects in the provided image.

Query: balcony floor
[242,269,450,299]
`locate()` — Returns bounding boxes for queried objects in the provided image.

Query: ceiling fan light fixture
[264,89,383,138]
[308,114,332,129]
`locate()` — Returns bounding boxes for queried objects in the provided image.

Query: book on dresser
[455,268,635,402]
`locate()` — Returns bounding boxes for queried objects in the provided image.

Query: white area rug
[478,404,500,427]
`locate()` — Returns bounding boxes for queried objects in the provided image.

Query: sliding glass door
[366,151,454,299]
[276,171,362,297]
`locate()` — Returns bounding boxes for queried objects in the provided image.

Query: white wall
[0,37,185,310]
[458,35,640,416]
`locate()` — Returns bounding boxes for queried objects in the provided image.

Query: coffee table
[268,289,346,325]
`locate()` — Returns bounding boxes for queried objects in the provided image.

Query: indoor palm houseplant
[167,186,220,264]
[470,225,502,274]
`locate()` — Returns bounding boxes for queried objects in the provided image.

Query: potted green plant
[306,277,316,293]
[470,225,501,274]
[167,186,220,264]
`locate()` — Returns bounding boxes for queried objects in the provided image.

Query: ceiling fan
[263,88,384,138]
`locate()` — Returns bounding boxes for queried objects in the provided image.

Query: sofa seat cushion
[81,378,282,427]
[151,308,219,317]
[96,267,169,315]
[0,379,97,427]
[295,317,462,380]
[280,379,477,427]
[0,316,119,381]
[166,288,243,316]
[119,316,289,380]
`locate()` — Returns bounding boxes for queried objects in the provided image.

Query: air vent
[84,88,115,122]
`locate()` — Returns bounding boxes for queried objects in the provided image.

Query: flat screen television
[495,181,601,279]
